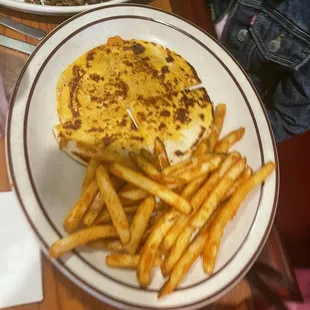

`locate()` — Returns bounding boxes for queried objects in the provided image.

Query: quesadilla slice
[130,88,213,163]
[53,113,147,166]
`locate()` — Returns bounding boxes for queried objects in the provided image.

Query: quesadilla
[54,36,213,164]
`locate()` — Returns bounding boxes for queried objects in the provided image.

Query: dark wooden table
[0,1,302,309]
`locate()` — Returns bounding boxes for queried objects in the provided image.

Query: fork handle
[0,16,46,40]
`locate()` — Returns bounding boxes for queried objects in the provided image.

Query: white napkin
[0,191,43,308]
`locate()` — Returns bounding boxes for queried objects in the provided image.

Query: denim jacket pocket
[250,10,310,71]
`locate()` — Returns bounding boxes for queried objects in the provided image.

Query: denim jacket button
[268,40,281,53]
[237,29,248,42]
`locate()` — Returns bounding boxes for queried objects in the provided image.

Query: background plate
[0,0,129,16]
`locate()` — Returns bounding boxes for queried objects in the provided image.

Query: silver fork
[0,16,47,40]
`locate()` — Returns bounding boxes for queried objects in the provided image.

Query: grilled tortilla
[131,87,213,160]
[54,113,147,166]
[57,36,201,122]
[54,36,213,164]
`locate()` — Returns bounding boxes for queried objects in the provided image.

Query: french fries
[94,205,138,225]
[191,152,240,209]
[180,173,209,200]
[107,253,162,269]
[89,239,124,252]
[96,165,130,244]
[214,127,245,153]
[180,155,224,182]
[191,157,246,228]
[119,188,149,201]
[130,152,185,187]
[162,156,199,176]
[137,210,179,288]
[161,224,193,277]
[161,157,246,275]
[161,172,210,253]
[83,175,125,226]
[193,141,208,159]
[130,152,161,180]
[161,153,239,254]
[63,179,99,233]
[223,167,253,201]
[49,225,118,258]
[109,163,192,214]
[82,158,100,192]
[83,192,105,226]
[207,103,226,152]
[159,214,217,298]
[140,148,160,170]
[154,137,170,170]
[203,162,275,274]
[124,197,155,255]
[49,101,276,299]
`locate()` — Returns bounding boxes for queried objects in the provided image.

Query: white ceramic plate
[0,0,128,16]
[6,4,279,309]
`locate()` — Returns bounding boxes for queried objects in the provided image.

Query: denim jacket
[206,0,310,142]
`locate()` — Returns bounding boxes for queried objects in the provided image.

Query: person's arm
[263,61,310,142]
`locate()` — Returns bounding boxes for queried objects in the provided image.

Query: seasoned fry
[207,103,226,152]
[161,173,209,253]
[84,175,125,226]
[193,141,208,159]
[162,157,199,176]
[82,158,100,192]
[161,225,193,277]
[148,209,165,227]
[49,225,118,258]
[137,210,179,287]
[120,197,142,206]
[130,152,161,180]
[203,162,275,274]
[192,157,246,228]
[140,148,155,163]
[154,137,170,170]
[161,157,246,276]
[63,179,99,233]
[140,148,160,170]
[167,154,215,177]
[140,225,155,246]
[162,153,238,255]
[162,153,238,253]
[83,192,105,226]
[96,165,130,244]
[130,152,186,186]
[89,239,124,252]
[214,127,245,153]
[159,218,215,298]
[124,197,155,255]
[95,205,138,225]
[107,253,162,269]
[180,154,224,182]
[109,163,192,214]
[191,152,241,209]
[223,167,252,201]
[119,188,149,201]
[181,173,209,200]
[161,175,187,187]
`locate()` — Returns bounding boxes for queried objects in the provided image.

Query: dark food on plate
[25,0,109,6]
[49,36,276,298]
